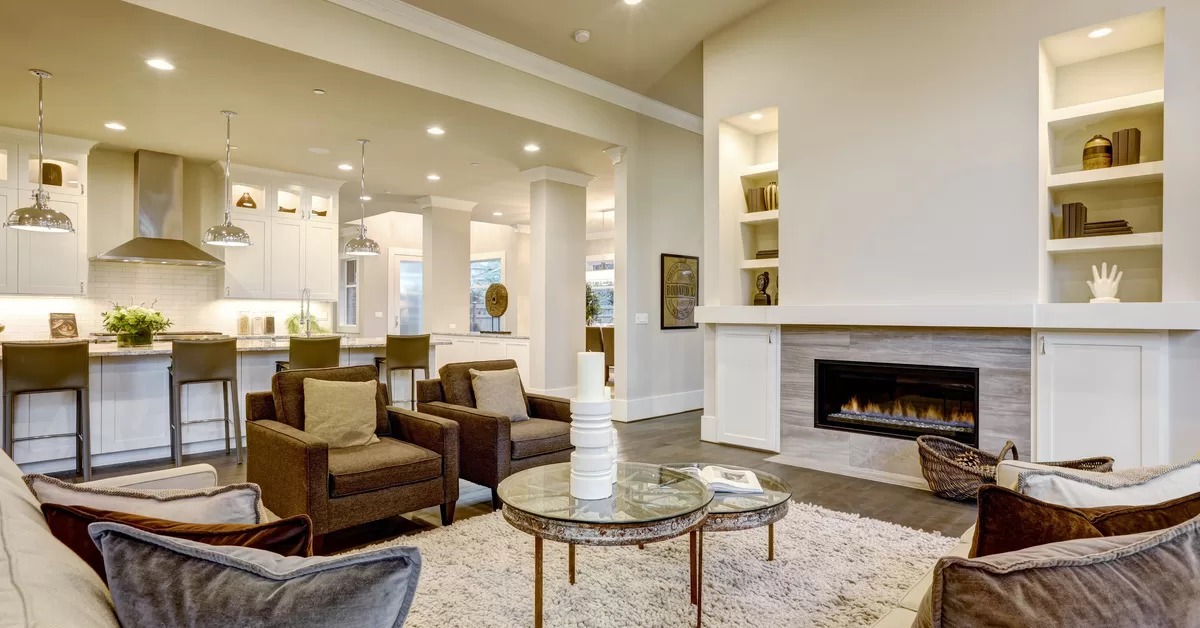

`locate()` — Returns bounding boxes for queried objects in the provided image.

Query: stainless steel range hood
[92,150,224,267]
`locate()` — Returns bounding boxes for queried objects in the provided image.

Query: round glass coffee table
[662,463,792,558]
[498,462,714,627]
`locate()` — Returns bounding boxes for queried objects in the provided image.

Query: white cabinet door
[1036,332,1166,468]
[0,190,20,294]
[270,217,304,299]
[715,325,780,452]
[0,142,17,189]
[223,213,270,298]
[17,196,81,295]
[303,220,337,300]
[100,356,172,453]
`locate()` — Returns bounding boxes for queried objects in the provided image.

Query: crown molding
[416,196,477,212]
[327,0,703,135]
[521,166,595,188]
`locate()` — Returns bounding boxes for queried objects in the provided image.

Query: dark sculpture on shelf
[753,271,773,306]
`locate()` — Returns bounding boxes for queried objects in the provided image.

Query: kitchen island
[7,337,450,474]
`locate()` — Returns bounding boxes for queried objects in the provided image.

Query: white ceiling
[400,0,773,102]
[1042,8,1164,68]
[0,0,616,225]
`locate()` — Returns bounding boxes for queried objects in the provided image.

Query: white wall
[470,221,528,335]
[703,0,1200,305]
[353,211,422,337]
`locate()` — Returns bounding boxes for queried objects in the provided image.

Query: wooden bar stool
[275,336,341,372]
[169,338,242,468]
[2,340,92,481]
[376,334,429,409]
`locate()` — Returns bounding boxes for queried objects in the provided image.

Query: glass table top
[661,463,792,514]
[497,462,713,525]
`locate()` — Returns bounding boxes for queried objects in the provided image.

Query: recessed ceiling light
[624,0,642,5]
[524,143,541,153]
[338,163,354,171]
[493,212,504,216]
[146,58,174,71]
[104,122,126,131]
[573,29,591,44]
[360,195,372,201]
[1089,27,1113,38]
[749,112,764,120]
[427,126,445,135]
[427,174,441,181]
[312,88,326,95]
[308,147,329,154]
[230,146,239,150]
[470,162,481,167]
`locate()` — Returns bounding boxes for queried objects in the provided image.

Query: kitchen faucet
[300,287,312,337]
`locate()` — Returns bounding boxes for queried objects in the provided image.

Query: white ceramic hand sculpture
[1087,262,1122,303]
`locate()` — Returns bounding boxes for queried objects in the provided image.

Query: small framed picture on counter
[49,313,79,338]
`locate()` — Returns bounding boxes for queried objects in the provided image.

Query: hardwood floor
[70,411,977,552]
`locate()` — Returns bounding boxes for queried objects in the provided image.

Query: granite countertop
[431,331,531,340]
[0,337,450,358]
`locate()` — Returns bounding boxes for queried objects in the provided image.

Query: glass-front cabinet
[275,185,303,217]
[231,181,266,213]
[308,192,334,222]
[0,142,16,188]
[20,148,83,196]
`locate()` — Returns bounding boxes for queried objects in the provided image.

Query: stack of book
[1112,128,1142,167]
[1062,202,1087,238]
[755,249,779,259]
[1083,220,1134,236]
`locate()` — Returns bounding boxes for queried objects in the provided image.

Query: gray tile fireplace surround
[767,326,1032,489]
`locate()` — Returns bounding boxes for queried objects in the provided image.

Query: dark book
[1063,203,1073,238]
[1083,227,1134,235]
[1128,128,1141,165]
[1112,129,1125,166]
[1077,203,1088,237]
[1085,220,1130,228]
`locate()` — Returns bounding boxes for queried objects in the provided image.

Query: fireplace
[815,360,979,446]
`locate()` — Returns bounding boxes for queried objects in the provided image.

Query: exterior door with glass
[389,250,422,335]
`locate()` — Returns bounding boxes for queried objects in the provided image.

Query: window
[338,258,359,331]
[470,256,503,332]
[586,255,615,326]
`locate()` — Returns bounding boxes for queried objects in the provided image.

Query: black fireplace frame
[814,359,980,447]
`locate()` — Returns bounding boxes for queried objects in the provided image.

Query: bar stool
[375,334,429,409]
[275,336,341,372]
[1,340,92,481]
[169,338,242,468]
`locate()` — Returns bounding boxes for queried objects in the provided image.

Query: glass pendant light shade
[6,70,74,234]
[204,110,253,247]
[344,139,380,256]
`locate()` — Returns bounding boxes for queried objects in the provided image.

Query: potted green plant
[102,302,172,348]
[586,283,602,325]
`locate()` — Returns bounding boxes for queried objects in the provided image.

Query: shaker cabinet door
[223,213,270,298]
[715,325,781,452]
[17,197,80,295]
[269,217,304,300]
[0,190,20,294]
[303,220,337,300]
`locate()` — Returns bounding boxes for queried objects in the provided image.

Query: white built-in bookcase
[718,107,780,306]
[1038,9,1165,304]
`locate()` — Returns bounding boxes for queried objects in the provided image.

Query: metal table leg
[768,522,775,561]
[689,531,697,605]
[696,529,704,627]
[534,537,543,628]
[569,543,576,585]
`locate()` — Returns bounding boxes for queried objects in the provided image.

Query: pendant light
[344,139,380,256]
[202,111,252,247]
[4,70,74,233]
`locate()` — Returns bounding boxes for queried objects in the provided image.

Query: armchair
[246,365,459,537]
[416,360,573,509]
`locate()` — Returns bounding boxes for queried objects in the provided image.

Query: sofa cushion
[272,365,390,435]
[303,378,382,449]
[42,504,312,584]
[328,438,442,498]
[511,419,572,460]
[916,516,1200,628]
[470,367,530,422]
[25,474,267,524]
[439,360,527,410]
[1009,458,1200,508]
[90,522,421,628]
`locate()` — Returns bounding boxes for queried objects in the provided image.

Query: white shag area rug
[368,503,956,628]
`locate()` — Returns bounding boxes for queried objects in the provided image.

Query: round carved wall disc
[485,283,509,317]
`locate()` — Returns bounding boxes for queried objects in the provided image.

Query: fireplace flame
[840,396,975,425]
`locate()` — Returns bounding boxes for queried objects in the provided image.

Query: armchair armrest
[417,401,512,489]
[388,407,460,505]
[528,393,572,423]
[246,420,330,532]
[81,464,218,491]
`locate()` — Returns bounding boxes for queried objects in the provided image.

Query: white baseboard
[700,414,717,442]
[526,385,575,399]
[764,453,932,492]
[613,390,703,422]
[17,437,243,475]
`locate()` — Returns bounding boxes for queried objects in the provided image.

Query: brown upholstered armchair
[245,365,459,537]
[416,360,573,509]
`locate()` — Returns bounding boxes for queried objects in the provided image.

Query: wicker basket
[916,435,1115,500]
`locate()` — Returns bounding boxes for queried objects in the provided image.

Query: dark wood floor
[74,411,976,551]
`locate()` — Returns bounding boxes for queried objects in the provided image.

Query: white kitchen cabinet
[303,220,337,300]
[223,213,271,298]
[17,196,84,295]
[99,356,171,454]
[18,147,85,197]
[0,190,20,294]
[715,325,781,452]
[270,217,304,299]
[432,334,531,384]
[0,142,17,188]
[1035,331,1167,468]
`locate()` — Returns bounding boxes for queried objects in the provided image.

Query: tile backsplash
[0,263,332,339]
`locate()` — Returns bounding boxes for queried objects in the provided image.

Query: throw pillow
[469,367,529,421]
[90,522,421,628]
[918,516,1200,628]
[302,378,382,448]
[24,475,267,524]
[42,503,313,583]
[970,485,1200,557]
[1014,458,1200,508]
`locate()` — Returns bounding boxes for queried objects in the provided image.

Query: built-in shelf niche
[719,106,781,306]
[1039,8,1165,304]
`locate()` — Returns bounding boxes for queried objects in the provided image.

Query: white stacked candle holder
[570,352,614,500]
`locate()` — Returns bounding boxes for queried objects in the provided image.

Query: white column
[418,196,476,334]
[523,166,594,397]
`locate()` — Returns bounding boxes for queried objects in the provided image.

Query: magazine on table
[677,465,763,494]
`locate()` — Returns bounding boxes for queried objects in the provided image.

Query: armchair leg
[491,488,501,511]
[440,501,456,526]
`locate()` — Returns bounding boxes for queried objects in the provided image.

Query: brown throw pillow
[41,503,313,583]
[971,485,1200,557]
